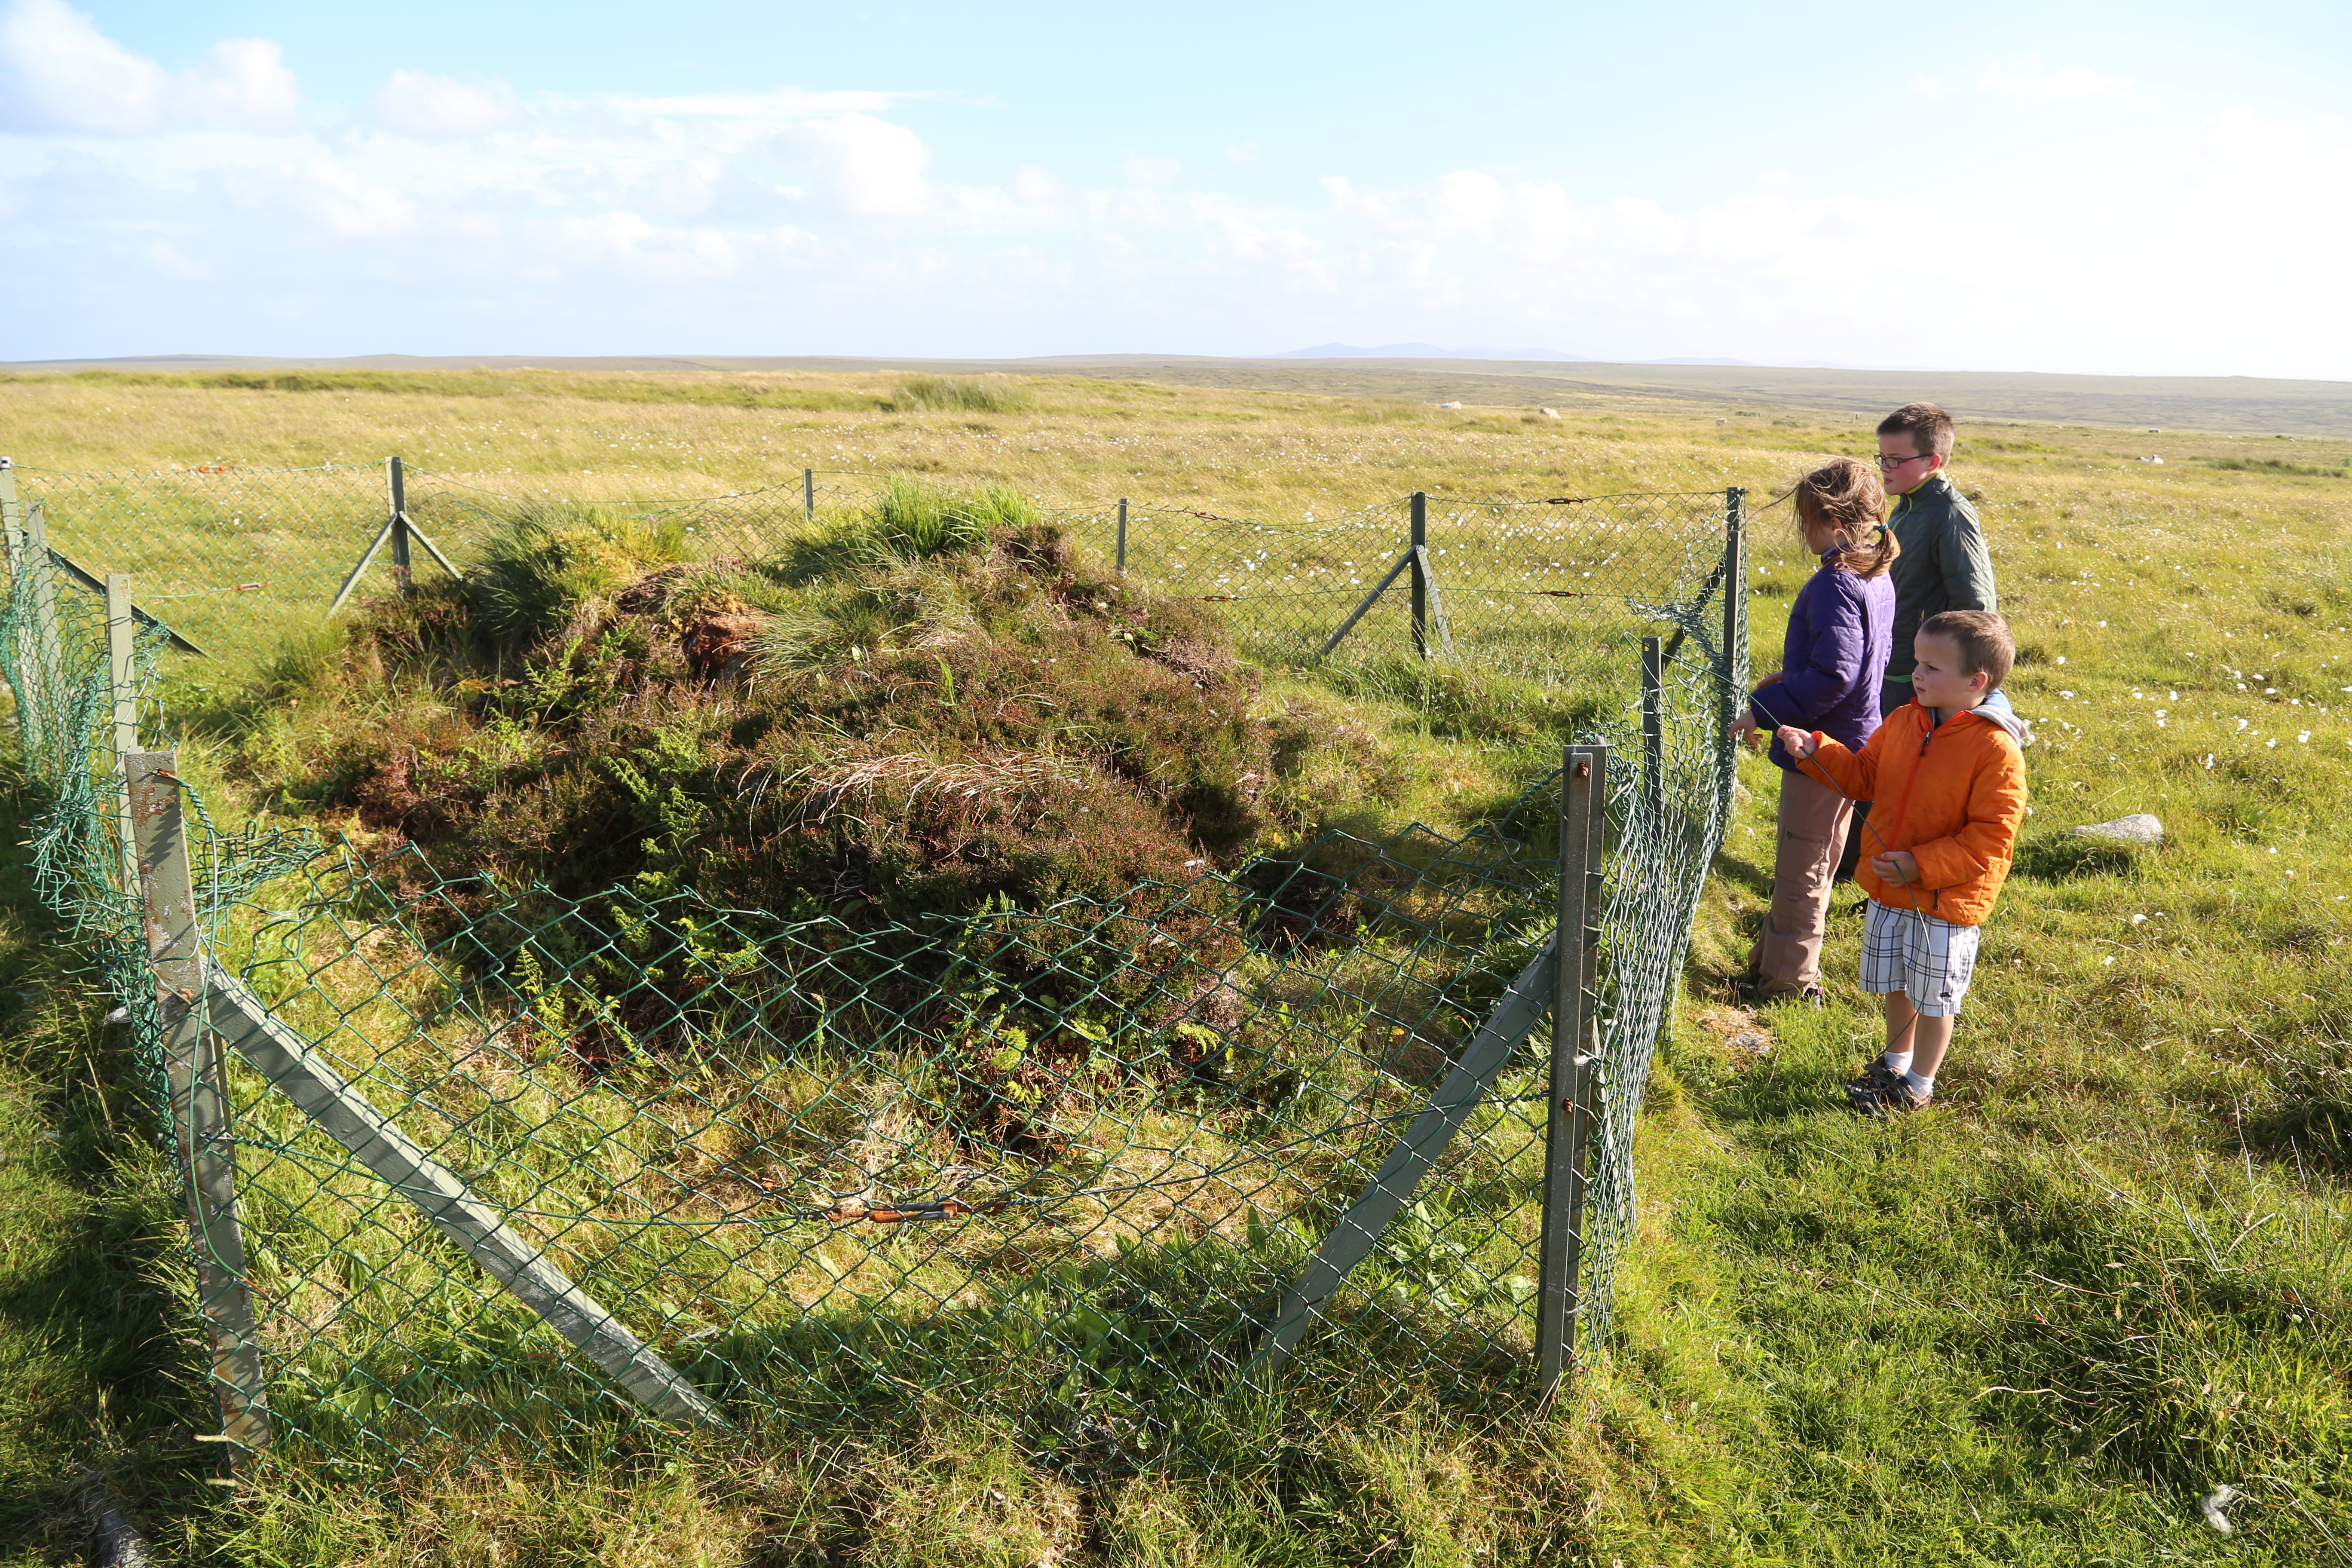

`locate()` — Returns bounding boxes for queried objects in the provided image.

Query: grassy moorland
[0,367,2347,1565]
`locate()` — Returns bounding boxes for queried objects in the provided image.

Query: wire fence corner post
[803,467,815,520]
[105,573,140,893]
[129,750,274,1461]
[1536,741,1607,1402]
[1409,490,1430,658]
[1116,497,1129,574]
[386,455,412,596]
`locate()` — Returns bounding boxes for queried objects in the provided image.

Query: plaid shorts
[1859,898,1981,1017]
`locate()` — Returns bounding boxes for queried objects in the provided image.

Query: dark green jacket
[1885,472,1997,683]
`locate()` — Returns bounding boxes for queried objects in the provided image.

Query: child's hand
[1871,850,1921,885]
[1775,726,1817,759]
[1730,714,1761,747]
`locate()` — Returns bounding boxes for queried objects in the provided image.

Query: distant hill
[1277,343,1588,361]
[6,351,2346,435]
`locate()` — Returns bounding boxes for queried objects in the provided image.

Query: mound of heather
[276,487,1270,926]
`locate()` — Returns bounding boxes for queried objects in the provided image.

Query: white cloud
[1225,140,1262,164]
[0,0,168,132]
[175,39,301,130]
[370,70,520,138]
[0,1,298,133]
[1979,57,2128,101]
[774,112,931,216]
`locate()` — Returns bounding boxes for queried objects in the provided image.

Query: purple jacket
[1749,551,1896,772]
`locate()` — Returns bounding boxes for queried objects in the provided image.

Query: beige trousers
[1746,769,1855,996]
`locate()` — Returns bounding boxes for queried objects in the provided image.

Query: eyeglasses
[1875,452,1933,470]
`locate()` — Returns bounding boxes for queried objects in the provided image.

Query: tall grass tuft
[469,499,691,639]
[889,374,1030,414]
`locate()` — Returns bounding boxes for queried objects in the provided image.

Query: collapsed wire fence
[0,454,1745,1476]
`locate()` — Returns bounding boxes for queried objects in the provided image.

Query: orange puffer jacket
[1803,701,2029,927]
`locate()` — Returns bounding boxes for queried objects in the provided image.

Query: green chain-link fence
[0,455,1743,1476]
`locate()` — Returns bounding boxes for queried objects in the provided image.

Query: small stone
[2072,813,2162,846]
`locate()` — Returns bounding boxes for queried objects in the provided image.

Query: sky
[1,0,2348,377]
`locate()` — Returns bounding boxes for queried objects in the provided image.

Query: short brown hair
[1920,609,2014,691]
[1877,401,1956,460]
[1790,457,1899,579]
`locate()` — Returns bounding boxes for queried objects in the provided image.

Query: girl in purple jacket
[1731,457,1899,1003]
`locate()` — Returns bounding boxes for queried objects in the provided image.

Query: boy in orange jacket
[1776,610,2029,1113]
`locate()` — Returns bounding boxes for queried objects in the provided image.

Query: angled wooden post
[128,752,274,1461]
[200,966,728,1431]
[1241,934,1561,1386]
[327,514,397,616]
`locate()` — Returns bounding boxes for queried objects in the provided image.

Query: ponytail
[1790,458,1901,580]
[1841,519,1900,580]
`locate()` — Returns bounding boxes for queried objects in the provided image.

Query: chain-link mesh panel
[0,459,1745,1473]
[12,463,393,665]
[190,790,1560,1470]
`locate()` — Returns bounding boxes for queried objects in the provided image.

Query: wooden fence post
[1642,635,1664,814]
[23,503,66,772]
[387,456,412,595]
[1536,742,1608,1400]
[106,574,139,892]
[1409,490,1429,658]
[0,460,41,760]
[128,751,275,1460]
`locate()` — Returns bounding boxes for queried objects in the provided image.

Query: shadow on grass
[0,770,225,1556]
[249,1221,1541,1485]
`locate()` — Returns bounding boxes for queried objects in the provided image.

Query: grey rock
[2072,813,2163,846]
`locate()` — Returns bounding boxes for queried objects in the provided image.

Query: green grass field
[0,367,2347,1565]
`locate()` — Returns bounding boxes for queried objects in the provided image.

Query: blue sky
[3,0,2348,375]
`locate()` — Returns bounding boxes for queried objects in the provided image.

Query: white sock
[1902,1069,1934,1099]
[1882,1049,1914,1075]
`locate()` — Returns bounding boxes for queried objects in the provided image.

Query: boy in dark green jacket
[1876,401,1997,718]
[1838,401,2000,882]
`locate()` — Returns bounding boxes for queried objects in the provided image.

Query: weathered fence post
[106,574,141,892]
[23,502,66,769]
[0,459,41,759]
[129,751,274,1460]
[1116,497,1129,575]
[0,459,20,583]
[1536,742,1607,1400]
[386,456,412,596]
[1409,490,1430,658]
[1721,489,1748,804]
[1642,635,1664,814]
[804,468,816,520]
